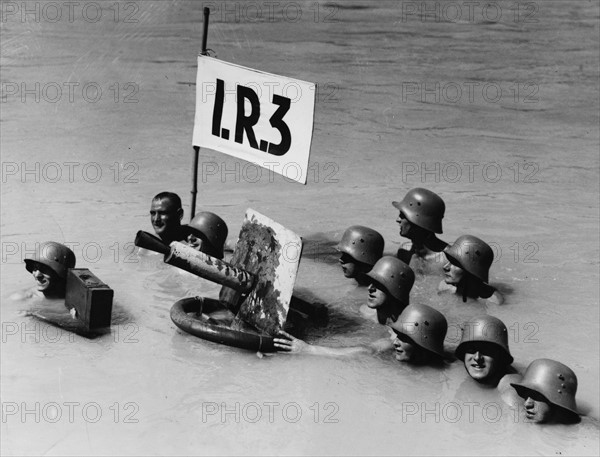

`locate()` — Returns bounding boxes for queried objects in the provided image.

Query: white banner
[192,56,316,184]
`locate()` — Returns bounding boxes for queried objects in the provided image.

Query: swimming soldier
[510,359,581,424]
[336,225,384,285]
[275,303,448,367]
[10,241,94,332]
[187,211,229,259]
[438,235,504,304]
[149,192,195,245]
[358,256,415,325]
[455,315,516,387]
[11,241,76,300]
[392,188,448,269]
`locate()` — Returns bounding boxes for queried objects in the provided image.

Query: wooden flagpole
[191,7,210,221]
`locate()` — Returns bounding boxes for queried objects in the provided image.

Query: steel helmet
[390,304,447,357]
[24,241,76,279]
[189,212,228,259]
[510,359,579,417]
[366,256,414,304]
[336,225,384,266]
[444,235,493,283]
[455,315,513,365]
[392,188,445,234]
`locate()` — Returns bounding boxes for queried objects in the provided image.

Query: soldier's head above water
[150,192,184,244]
[388,304,448,365]
[455,315,514,386]
[24,241,76,298]
[364,256,415,324]
[336,225,384,284]
[392,188,448,263]
[442,235,503,304]
[511,359,581,424]
[393,188,445,238]
[186,211,229,259]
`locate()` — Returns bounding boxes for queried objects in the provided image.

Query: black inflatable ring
[170,296,276,352]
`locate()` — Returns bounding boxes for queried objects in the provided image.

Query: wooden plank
[219,209,302,335]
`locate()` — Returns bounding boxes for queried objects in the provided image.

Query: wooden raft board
[219,209,302,335]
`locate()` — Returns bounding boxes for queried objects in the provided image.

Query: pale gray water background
[1,0,599,455]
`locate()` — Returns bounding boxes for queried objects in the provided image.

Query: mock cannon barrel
[134,230,170,255]
[165,242,255,294]
[134,231,255,293]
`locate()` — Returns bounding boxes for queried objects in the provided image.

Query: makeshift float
[135,8,319,351]
[170,297,276,352]
[136,208,313,352]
